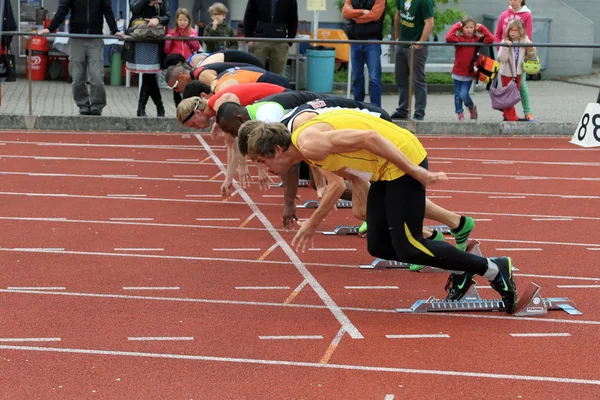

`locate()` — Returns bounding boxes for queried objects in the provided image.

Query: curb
[0,114,575,136]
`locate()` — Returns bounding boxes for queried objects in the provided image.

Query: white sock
[483,259,499,281]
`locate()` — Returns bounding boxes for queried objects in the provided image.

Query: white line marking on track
[495,248,543,251]
[107,194,147,198]
[259,336,323,340]
[0,338,61,342]
[450,172,600,182]
[262,195,284,198]
[173,175,208,178]
[309,248,357,251]
[7,287,65,290]
[4,345,598,385]
[12,248,64,251]
[0,171,211,183]
[166,159,199,162]
[110,218,154,221]
[384,395,395,400]
[556,285,600,289]
[488,196,526,199]
[385,334,450,339]
[427,196,452,198]
[114,248,164,251]
[514,177,550,180]
[128,337,194,341]
[101,174,138,177]
[474,218,493,221]
[510,333,571,338]
[0,154,205,165]
[562,195,599,199]
[345,286,399,290]
[587,248,600,251]
[195,134,363,339]
[447,177,482,180]
[2,139,203,150]
[531,218,573,221]
[235,286,291,290]
[122,287,180,290]
[440,189,600,200]
[433,156,600,167]
[186,194,221,197]
[196,218,240,221]
[213,248,261,251]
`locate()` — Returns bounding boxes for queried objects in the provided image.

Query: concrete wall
[562,0,600,61]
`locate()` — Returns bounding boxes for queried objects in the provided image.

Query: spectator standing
[445,16,494,121]
[342,0,385,108]
[495,0,534,121]
[243,0,298,76]
[391,0,434,120]
[39,0,124,116]
[125,0,170,117]
[165,8,199,108]
[203,3,238,53]
[193,0,230,36]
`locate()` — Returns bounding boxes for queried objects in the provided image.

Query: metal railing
[2,31,600,118]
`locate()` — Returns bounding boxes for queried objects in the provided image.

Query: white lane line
[262,195,284,198]
[196,218,240,221]
[173,175,208,178]
[7,344,598,386]
[531,218,573,221]
[195,134,363,339]
[110,218,154,221]
[515,177,550,180]
[433,156,600,167]
[386,334,450,339]
[128,337,194,341]
[0,338,61,342]
[122,287,180,290]
[213,248,261,251]
[345,286,399,290]
[562,195,599,199]
[0,171,210,183]
[107,194,147,197]
[510,333,571,338]
[8,140,203,150]
[587,248,600,251]
[384,395,395,400]
[166,159,199,162]
[488,196,526,199]
[309,248,357,251]
[556,285,600,289]
[450,171,600,182]
[474,218,493,221]
[12,248,64,251]
[101,174,138,177]
[447,177,482,180]
[495,248,543,251]
[7,287,65,290]
[259,336,323,340]
[436,189,600,200]
[427,196,452,199]
[186,194,221,198]
[235,286,291,290]
[114,248,164,252]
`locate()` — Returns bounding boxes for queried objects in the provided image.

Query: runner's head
[182,80,212,99]
[239,121,294,175]
[176,97,211,129]
[215,102,250,137]
[190,53,209,68]
[166,64,193,93]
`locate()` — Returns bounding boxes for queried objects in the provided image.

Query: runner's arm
[304,169,346,228]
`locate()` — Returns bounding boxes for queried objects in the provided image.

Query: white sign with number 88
[571,103,600,148]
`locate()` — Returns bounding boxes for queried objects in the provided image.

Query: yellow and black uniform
[293,110,488,275]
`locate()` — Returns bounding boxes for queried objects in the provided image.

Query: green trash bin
[110,45,122,86]
[306,46,336,93]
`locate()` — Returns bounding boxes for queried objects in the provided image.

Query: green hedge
[334,71,454,85]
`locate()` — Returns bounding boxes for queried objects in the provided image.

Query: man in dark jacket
[39,0,124,116]
[243,0,298,76]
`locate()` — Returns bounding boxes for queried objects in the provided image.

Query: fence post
[408,44,415,120]
[28,40,32,116]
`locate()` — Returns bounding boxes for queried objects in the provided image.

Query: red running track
[0,132,600,399]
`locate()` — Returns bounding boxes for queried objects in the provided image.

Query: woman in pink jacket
[495,0,535,121]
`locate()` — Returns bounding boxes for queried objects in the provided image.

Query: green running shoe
[358,221,367,234]
[451,216,475,251]
[409,230,445,271]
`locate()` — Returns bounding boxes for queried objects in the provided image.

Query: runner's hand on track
[283,203,298,230]
[237,163,251,188]
[291,220,316,253]
[257,168,274,191]
[221,179,234,200]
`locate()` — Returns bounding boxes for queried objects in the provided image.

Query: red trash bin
[25,36,49,81]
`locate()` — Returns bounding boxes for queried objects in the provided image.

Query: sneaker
[451,216,475,251]
[390,111,408,120]
[90,109,102,116]
[525,113,535,122]
[79,108,91,116]
[489,257,518,314]
[457,112,465,121]
[358,221,367,238]
[444,271,476,301]
[468,105,478,120]
[413,115,424,121]
[409,230,445,271]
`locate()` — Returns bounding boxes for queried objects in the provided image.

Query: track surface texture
[1,132,599,400]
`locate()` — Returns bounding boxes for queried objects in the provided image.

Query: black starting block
[396,282,582,317]
[272,179,311,188]
[298,199,352,209]
[323,225,361,235]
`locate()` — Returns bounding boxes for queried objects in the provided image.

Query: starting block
[298,199,352,209]
[359,240,506,272]
[323,225,361,235]
[396,282,582,317]
[272,179,311,188]
[425,224,451,234]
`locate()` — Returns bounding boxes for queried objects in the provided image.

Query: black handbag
[0,51,16,82]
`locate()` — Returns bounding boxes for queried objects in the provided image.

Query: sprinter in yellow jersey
[239,110,518,313]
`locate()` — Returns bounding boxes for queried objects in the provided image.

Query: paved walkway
[1,70,598,134]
